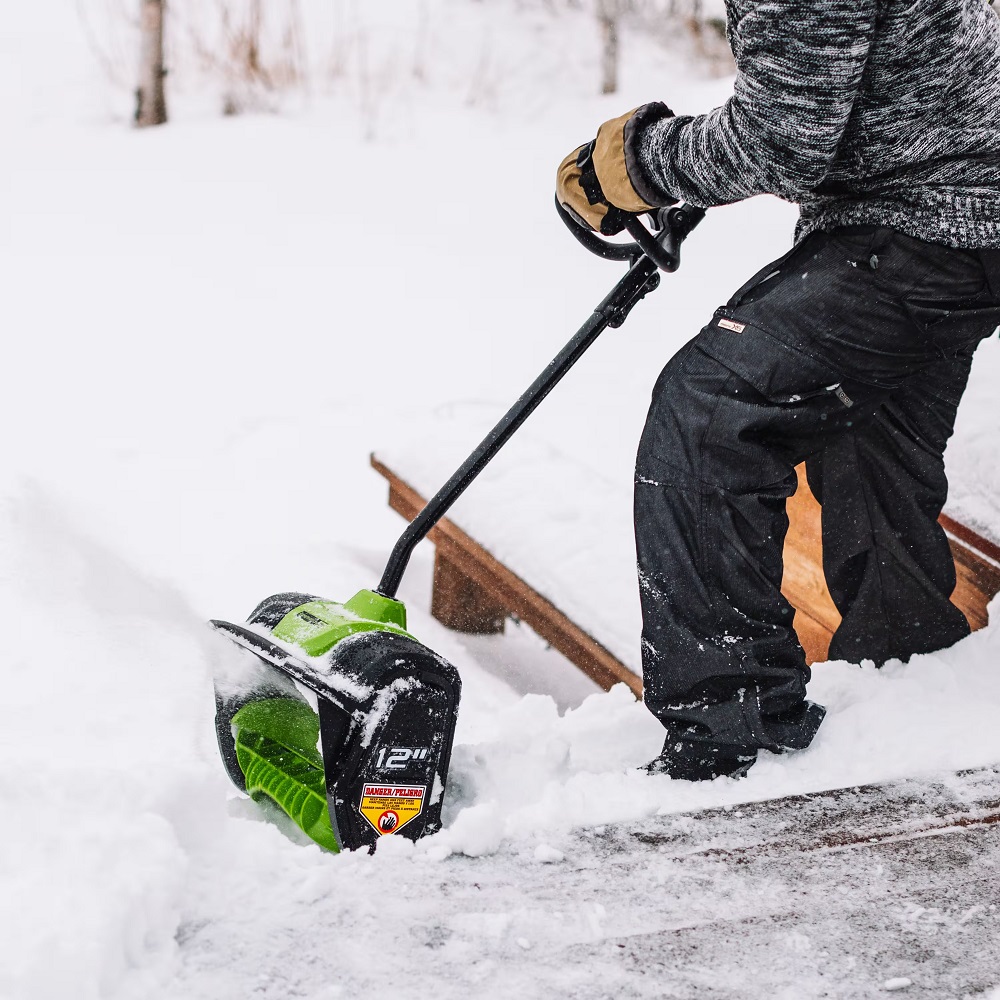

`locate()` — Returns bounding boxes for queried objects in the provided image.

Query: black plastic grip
[555,195,706,273]
[554,196,638,262]
[623,215,680,272]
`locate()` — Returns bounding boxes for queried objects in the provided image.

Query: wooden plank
[627,764,1000,859]
[782,468,841,639]
[376,458,643,696]
[790,608,833,666]
[781,468,840,663]
[945,517,1000,633]
[941,512,1000,566]
[431,549,507,634]
[954,555,992,631]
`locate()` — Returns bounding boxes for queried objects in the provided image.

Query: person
[556,1,1000,780]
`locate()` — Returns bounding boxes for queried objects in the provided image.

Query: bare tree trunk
[135,0,167,127]
[246,0,262,79]
[687,0,703,40]
[598,0,618,95]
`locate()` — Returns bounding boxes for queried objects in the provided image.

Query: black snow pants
[635,226,1000,757]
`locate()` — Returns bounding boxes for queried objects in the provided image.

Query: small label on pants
[718,318,746,333]
[834,385,854,408]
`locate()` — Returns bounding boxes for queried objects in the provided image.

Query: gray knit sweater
[634,0,1000,248]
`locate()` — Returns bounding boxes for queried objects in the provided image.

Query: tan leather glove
[556,102,674,235]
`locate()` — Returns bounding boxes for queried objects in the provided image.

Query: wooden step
[371,455,643,696]
[626,763,1000,860]
[372,456,1000,692]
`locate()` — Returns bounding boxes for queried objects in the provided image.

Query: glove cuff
[624,101,677,207]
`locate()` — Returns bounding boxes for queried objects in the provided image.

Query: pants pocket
[697,311,849,405]
[903,299,1000,356]
[727,232,828,309]
[687,317,863,491]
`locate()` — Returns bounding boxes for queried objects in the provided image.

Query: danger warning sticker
[359,783,426,836]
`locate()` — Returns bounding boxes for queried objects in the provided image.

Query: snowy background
[2,2,1000,997]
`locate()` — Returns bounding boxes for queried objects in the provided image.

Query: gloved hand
[556,102,675,235]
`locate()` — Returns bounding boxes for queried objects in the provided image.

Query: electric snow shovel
[210,199,706,852]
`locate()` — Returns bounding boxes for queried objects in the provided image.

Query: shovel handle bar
[374,199,705,600]
[554,196,706,273]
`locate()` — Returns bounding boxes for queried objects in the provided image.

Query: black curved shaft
[376,254,659,599]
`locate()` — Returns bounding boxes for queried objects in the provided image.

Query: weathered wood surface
[577,768,1000,998]
[372,455,1000,691]
[627,764,1000,860]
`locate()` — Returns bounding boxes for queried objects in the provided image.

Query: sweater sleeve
[635,1,877,207]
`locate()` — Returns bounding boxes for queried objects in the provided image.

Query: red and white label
[718,318,746,333]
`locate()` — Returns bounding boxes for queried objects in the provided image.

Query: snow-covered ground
[3,3,1000,998]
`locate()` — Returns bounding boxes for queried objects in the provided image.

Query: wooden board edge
[371,454,643,698]
[940,512,1000,569]
[630,763,1000,859]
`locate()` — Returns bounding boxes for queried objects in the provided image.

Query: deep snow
[3,2,1000,998]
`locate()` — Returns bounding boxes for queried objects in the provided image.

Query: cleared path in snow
[170,783,1000,999]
